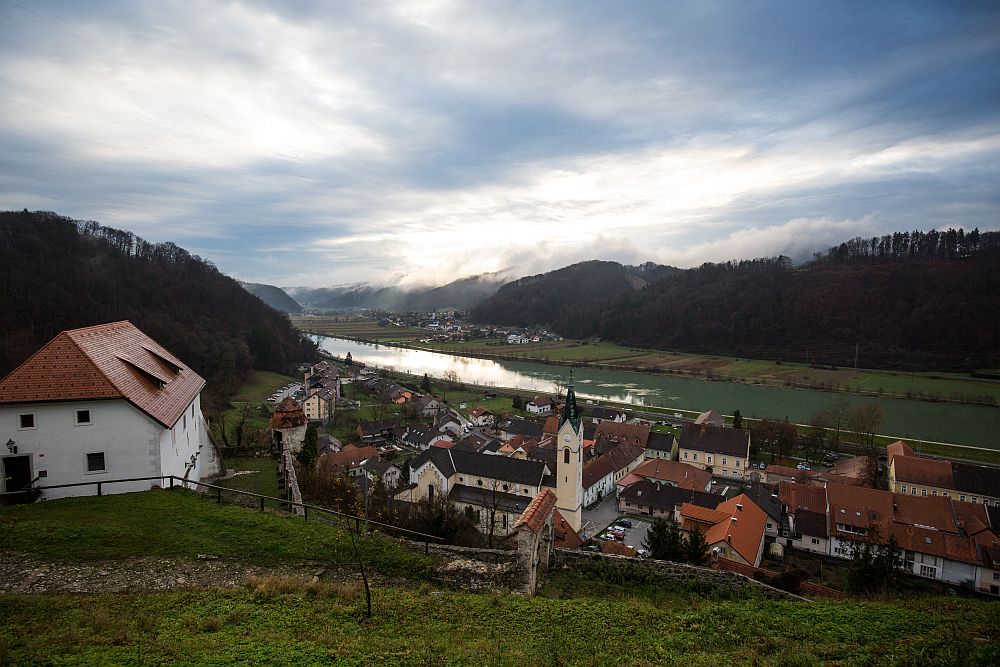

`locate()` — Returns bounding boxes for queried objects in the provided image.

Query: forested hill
[472,230,1000,371]
[0,210,317,408]
[239,282,303,314]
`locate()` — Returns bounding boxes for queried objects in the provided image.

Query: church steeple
[559,369,581,433]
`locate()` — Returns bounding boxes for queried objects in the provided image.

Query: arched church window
[564,448,570,464]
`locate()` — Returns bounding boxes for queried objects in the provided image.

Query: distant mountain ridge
[471,231,1000,371]
[239,282,302,314]
[290,271,513,312]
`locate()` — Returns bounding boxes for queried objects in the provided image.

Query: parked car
[601,533,618,541]
[616,519,633,529]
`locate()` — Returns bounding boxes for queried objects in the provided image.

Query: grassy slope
[1,492,998,665]
[1,578,997,665]
[0,489,432,573]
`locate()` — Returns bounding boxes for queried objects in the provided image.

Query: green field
[294,318,1000,407]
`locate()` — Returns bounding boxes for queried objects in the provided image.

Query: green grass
[214,456,282,508]
[0,488,433,573]
[1,580,997,665]
[232,370,295,403]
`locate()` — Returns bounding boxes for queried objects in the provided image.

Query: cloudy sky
[2,1,998,288]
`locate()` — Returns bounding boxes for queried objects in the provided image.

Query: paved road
[581,494,620,540]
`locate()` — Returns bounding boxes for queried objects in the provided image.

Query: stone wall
[399,539,524,592]
[551,549,807,601]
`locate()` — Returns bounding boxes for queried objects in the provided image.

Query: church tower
[555,372,584,532]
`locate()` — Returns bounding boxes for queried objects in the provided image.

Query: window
[75,409,91,425]
[735,459,740,467]
[18,413,35,429]
[502,484,509,491]
[921,489,927,496]
[932,490,938,496]
[993,573,999,581]
[707,456,713,464]
[960,495,966,502]
[564,448,570,465]
[683,452,688,459]
[693,453,698,461]
[722,458,727,466]
[477,480,483,486]
[811,538,820,545]
[86,452,106,473]
[900,485,907,493]
[919,564,936,578]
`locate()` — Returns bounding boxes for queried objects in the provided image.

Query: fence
[711,556,846,599]
[23,475,444,552]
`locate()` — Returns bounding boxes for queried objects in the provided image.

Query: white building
[0,321,219,500]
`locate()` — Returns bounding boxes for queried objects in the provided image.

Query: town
[4,321,998,602]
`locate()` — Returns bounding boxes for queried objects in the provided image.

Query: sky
[2,1,999,288]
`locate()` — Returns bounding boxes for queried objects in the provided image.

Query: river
[313,335,1000,450]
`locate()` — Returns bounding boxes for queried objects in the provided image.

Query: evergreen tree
[684,527,710,566]
[512,394,524,410]
[297,423,318,468]
[345,351,353,365]
[420,373,432,393]
[732,409,743,429]
[643,518,685,561]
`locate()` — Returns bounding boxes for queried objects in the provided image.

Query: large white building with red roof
[0,321,219,500]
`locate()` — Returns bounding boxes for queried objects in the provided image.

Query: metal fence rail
[22,474,444,550]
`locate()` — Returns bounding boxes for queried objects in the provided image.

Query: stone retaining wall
[399,539,524,592]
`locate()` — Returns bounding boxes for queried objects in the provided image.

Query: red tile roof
[600,540,637,557]
[594,421,651,447]
[893,455,954,488]
[551,508,583,549]
[681,494,767,566]
[513,488,557,535]
[628,459,712,491]
[0,320,205,428]
[891,492,958,533]
[890,523,980,566]
[270,396,307,429]
[318,445,380,472]
[886,440,915,463]
[778,482,828,514]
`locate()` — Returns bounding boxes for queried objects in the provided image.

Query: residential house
[618,479,723,520]
[403,424,453,451]
[594,421,650,449]
[469,406,498,428]
[677,422,750,479]
[583,405,629,424]
[412,394,444,419]
[0,321,218,500]
[644,431,676,460]
[582,443,646,507]
[302,387,336,422]
[357,419,400,444]
[501,416,544,442]
[526,396,553,415]
[679,494,768,567]
[888,440,1000,506]
[615,459,712,494]
[693,410,725,427]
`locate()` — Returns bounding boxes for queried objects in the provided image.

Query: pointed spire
[559,369,581,432]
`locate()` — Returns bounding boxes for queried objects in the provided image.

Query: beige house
[677,422,750,479]
[888,440,999,506]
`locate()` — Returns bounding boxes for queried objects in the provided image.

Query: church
[400,375,586,537]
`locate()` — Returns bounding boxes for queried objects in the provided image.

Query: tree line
[0,210,318,410]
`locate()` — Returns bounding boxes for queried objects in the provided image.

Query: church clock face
[563,433,571,443]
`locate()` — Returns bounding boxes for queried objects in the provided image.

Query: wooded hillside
[0,210,317,408]
[472,231,1000,371]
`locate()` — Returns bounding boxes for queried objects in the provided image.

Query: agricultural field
[294,317,1000,406]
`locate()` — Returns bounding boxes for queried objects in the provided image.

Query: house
[357,419,400,443]
[583,405,629,424]
[644,431,676,460]
[501,417,544,441]
[679,494,768,567]
[581,443,645,507]
[616,459,712,494]
[403,424,453,451]
[618,479,723,520]
[302,387,336,422]
[677,422,750,479]
[435,412,464,437]
[469,406,498,428]
[318,444,381,478]
[594,421,650,449]
[526,396,553,415]
[788,508,829,555]
[0,321,219,500]
[411,394,444,418]
[693,410,725,427]
[888,440,1000,506]
[362,456,402,489]
[762,464,862,488]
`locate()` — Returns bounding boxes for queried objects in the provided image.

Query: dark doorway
[2,456,31,493]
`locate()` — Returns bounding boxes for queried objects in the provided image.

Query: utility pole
[854,341,859,369]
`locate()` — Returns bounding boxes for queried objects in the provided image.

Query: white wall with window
[1,395,211,499]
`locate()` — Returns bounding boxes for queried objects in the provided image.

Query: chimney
[736,503,743,511]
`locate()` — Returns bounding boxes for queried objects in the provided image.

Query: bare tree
[849,403,885,487]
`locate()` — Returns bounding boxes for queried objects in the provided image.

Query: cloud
[0,1,998,287]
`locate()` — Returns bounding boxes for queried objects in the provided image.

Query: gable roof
[886,440,915,463]
[449,484,533,514]
[952,462,1000,498]
[694,410,724,426]
[893,456,954,488]
[513,488,557,534]
[270,397,308,429]
[645,431,675,453]
[626,459,711,491]
[794,508,828,538]
[594,421,650,448]
[619,479,723,513]
[678,423,749,457]
[0,320,205,428]
[551,509,584,549]
[412,447,549,487]
[682,494,767,566]
[319,445,380,472]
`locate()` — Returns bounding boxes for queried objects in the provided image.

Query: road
[581,494,620,540]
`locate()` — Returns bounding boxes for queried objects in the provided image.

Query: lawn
[213,370,294,448]
[1,579,997,665]
[0,488,433,573]
[214,456,283,509]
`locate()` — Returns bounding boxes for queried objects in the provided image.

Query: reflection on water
[313,335,1000,448]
